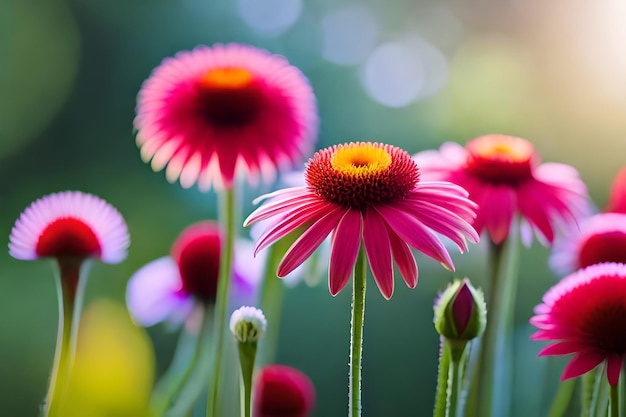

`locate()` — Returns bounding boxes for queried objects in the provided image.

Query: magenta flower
[126,221,263,327]
[606,166,626,213]
[254,364,315,417]
[134,43,318,191]
[9,191,129,265]
[550,213,626,275]
[531,262,626,386]
[245,142,479,299]
[414,134,589,245]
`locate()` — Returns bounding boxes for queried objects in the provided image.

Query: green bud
[434,278,486,341]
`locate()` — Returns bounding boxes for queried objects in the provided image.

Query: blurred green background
[2,0,626,415]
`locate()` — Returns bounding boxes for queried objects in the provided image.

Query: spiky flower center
[36,217,102,259]
[466,135,535,184]
[578,231,626,269]
[197,67,263,127]
[305,142,419,210]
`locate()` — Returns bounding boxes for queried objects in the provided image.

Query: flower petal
[606,353,623,386]
[561,351,605,381]
[388,228,418,288]
[376,205,454,270]
[277,207,345,278]
[125,257,193,327]
[538,341,585,356]
[363,209,393,299]
[328,210,362,296]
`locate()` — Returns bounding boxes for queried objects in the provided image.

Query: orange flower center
[465,135,535,184]
[306,142,419,210]
[36,217,102,259]
[197,67,263,127]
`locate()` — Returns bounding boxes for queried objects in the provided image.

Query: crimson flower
[245,142,479,299]
[414,134,589,244]
[254,365,315,417]
[126,221,263,327]
[531,262,626,386]
[134,43,318,190]
[550,213,626,275]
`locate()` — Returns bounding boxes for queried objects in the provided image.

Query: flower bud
[230,306,267,343]
[434,278,486,341]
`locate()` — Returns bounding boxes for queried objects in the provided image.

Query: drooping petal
[253,200,335,256]
[277,207,345,277]
[561,352,605,381]
[537,341,586,356]
[606,353,623,386]
[387,227,418,288]
[363,209,393,299]
[376,205,454,270]
[328,210,362,296]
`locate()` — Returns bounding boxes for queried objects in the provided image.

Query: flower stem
[349,245,367,417]
[611,382,620,417]
[237,342,257,417]
[434,338,469,417]
[207,188,237,417]
[152,306,214,417]
[434,338,451,417]
[46,259,88,417]
[470,222,520,417]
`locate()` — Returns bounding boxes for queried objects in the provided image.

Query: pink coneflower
[245,142,479,299]
[414,135,589,245]
[550,213,626,275]
[606,166,626,213]
[8,191,130,417]
[530,262,626,386]
[254,365,316,417]
[134,43,318,191]
[9,191,129,266]
[126,221,263,327]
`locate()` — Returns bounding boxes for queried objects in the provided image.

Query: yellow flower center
[466,134,535,184]
[331,143,392,177]
[306,142,419,210]
[199,67,254,89]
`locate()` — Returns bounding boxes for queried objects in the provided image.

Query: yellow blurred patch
[60,299,156,417]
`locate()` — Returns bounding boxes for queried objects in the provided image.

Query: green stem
[349,246,367,417]
[434,339,451,417]
[46,259,88,417]
[257,245,286,366]
[207,188,237,417]
[548,378,577,417]
[472,223,520,417]
[152,306,213,416]
[237,342,257,417]
[611,383,620,417]
[448,341,468,417]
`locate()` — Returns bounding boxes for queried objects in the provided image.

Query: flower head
[135,43,318,191]
[9,191,129,264]
[530,263,626,386]
[254,365,315,417]
[245,142,479,299]
[434,278,486,341]
[550,213,626,275]
[126,221,263,327]
[230,306,267,343]
[606,166,626,213]
[414,135,589,245]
